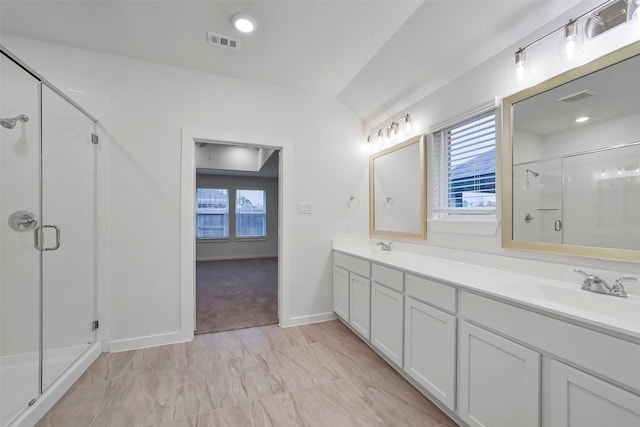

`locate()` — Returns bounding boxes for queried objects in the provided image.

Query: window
[196,188,229,238]
[433,110,496,217]
[236,189,266,237]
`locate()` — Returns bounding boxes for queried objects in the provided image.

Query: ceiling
[0,0,587,124]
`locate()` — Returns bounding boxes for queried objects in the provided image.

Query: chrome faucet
[573,269,636,298]
[377,241,392,251]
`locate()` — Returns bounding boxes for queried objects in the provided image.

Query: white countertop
[332,242,640,341]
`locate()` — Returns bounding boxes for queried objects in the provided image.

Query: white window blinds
[433,110,496,216]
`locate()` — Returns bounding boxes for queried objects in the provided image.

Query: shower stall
[1,47,100,426]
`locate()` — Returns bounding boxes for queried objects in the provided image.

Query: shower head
[526,169,540,178]
[1,114,29,129]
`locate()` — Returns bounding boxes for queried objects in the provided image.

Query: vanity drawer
[372,263,403,292]
[333,252,370,278]
[405,274,456,313]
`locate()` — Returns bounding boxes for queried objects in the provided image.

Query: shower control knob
[8,210,38,231]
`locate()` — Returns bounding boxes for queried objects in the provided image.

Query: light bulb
[565,37,576,60]
[516,63,525,82]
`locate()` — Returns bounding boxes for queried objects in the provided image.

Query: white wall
[0,34,369,350]
[195,174,278,261]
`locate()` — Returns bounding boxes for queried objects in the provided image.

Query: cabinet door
[549,360,640,427]
[404,297,456,409]
[333,266,349,321]
[371,283,403,366]
[349,273,371,339]
[459,321,540,427]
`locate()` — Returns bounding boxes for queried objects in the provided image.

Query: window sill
[428,218,501,236]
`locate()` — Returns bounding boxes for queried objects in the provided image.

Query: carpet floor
[196,258,278,335]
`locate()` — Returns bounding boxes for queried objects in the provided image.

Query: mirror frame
[369,134,427,240]
[501,41,640,262]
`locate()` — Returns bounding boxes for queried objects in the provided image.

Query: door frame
[180,128,284,339]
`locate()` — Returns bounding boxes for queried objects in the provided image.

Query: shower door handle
[34,225,61,251]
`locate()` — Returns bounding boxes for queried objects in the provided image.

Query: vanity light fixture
[232,13,257,33]
[366,113,413,145]
[575,116,590,123]
[513,0,630,84]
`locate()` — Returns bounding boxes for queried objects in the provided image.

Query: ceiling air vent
[207,32,241,50]
[556,89,598,103]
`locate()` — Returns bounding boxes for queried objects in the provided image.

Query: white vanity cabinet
[370,264,404,366]
[549,360,640,427]
[333,252,371,339]
[460,290,640,427]
[404,274,457,410]
[459,321,541,427]
[331,248,640,427]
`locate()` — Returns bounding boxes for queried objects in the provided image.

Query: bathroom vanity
[332,243,640,427]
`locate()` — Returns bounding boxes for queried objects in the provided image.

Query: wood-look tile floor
[36,321,458,427]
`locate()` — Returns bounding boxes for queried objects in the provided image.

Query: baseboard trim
[282,312,337,327]
[196,254,278,262]
[109,330,193,353]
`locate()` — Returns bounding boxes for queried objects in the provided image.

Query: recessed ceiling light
[232,14,257,33]
[575,116,589,123]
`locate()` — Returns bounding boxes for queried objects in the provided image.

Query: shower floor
[1,343,92,426]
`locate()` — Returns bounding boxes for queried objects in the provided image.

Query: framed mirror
[370,134,426,239]
[502,42,640,261]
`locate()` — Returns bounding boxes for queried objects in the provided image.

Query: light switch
[297,202,312,214]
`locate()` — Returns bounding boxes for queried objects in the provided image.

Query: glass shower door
[41,85,97,390]
[0,53,42,426]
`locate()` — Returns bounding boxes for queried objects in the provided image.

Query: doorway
[193,142,280,334]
